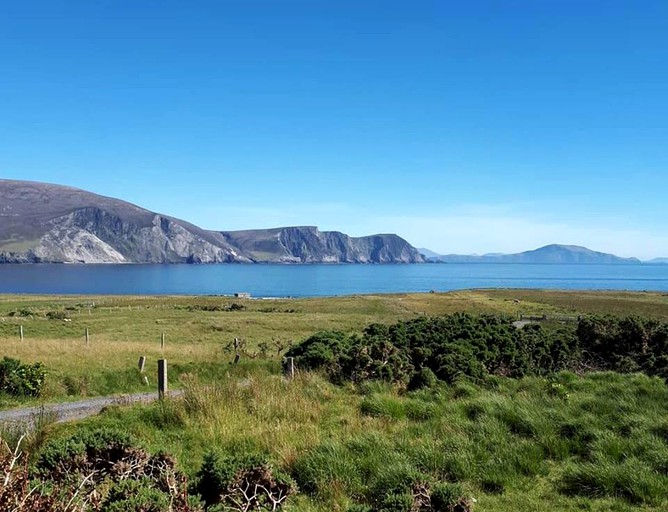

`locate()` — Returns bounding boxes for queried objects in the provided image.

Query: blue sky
[1,1,667,259]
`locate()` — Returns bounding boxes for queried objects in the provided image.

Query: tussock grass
[43,368,668,511]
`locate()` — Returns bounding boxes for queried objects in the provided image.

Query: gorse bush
[577,315,668,378]
[287,314,578,386]
[0,357,46,397]
[34,427,198,511]
[287,313,668,387]
[192,450,296,511]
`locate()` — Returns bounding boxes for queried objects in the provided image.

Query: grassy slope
[48,369,668,512]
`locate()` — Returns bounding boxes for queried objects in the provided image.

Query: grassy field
[34,367,668,511]
[0,290,667,510]
[0,290,666,404]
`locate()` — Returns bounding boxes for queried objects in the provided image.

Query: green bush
[288,313,668,390]
[378,492,413,512]
[288,314,584,387]
[577,315,668,378]
[35,427,139,479]
[430,482,466,511]
[0,357,46,397]
[34,427,195,510]
[285,330,350,372]
[193,450,296,510]
[407,367,438,390]
[46,310,68,320]
[101,479,170,512]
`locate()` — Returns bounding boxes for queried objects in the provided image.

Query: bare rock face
[222,226,426,263]
[0,180,246,264]
[0,180,425,264]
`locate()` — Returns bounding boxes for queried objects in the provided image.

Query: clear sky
[1,1,667,259]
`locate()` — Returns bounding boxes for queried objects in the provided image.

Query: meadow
[1,289,666,402]
[0,290,667,511]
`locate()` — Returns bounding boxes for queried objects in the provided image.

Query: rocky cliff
[0,180,424,264]
[221,226,425,263]
[0,180,249,264]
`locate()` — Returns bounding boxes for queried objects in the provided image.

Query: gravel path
[0,391,182,426]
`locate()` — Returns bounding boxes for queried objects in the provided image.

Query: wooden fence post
[85,328,89,345]
[161,332,165,350]
[19,325,24,342]
[138,356,146,373]
[284,357,295,379]
[158,359,167,399]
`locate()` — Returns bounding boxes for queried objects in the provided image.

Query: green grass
[1,290,666,510]
[0,289,665,405]
[40,368,668,511]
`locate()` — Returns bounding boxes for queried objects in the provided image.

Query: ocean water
[0,263,666,296]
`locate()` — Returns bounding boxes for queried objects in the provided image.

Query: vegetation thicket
[286,313,668,387]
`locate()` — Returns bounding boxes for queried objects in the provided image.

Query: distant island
[0,180,424,264]
[418,245,658,265]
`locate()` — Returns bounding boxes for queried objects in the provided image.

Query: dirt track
[0,391,181,426]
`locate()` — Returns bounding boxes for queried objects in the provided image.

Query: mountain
[0,180,424,264]
[223,227,424,263]
[647,258,668,264]
[427,244,641,264]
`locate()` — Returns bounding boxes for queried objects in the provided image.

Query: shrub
[35,428,194,509]
[430,482,470,512]
[408,368,438,391]
[101,479,170,511]
[288,313,588,387]
[577,315,668,377]
[0,357,46,397]
[378,492,413,512]
[285,331,350,372]
[193,450,296,510]
[35,427,138,478]
[46,310,68,321]
[8,429,197,511]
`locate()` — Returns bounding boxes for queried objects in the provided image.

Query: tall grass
[1,290,666,404]
[48,369,668,511]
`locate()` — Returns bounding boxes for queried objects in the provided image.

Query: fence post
[85,328,89,345]
[138,356,146,373]
[161,332,165,350]
[19,325,24,342]
[158,359,167,399]
[283,357,295,379]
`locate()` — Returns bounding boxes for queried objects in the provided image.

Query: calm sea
[0,263,667,297]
